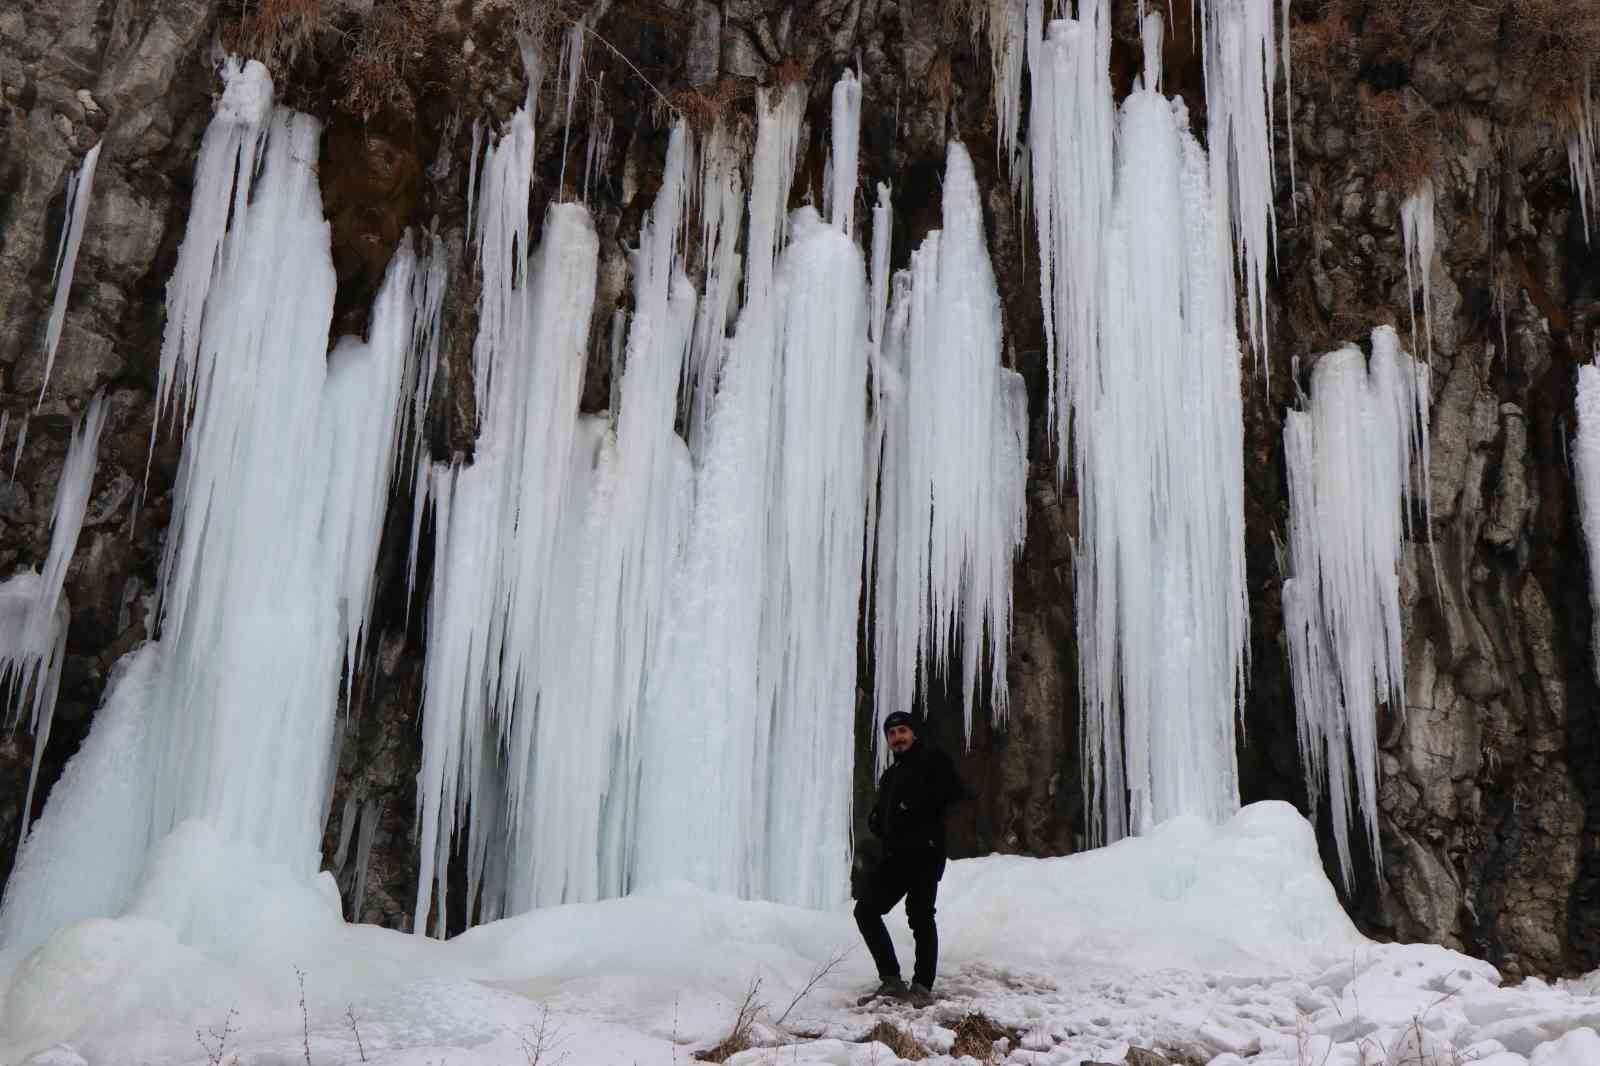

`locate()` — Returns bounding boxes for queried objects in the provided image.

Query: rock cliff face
[3,0,1599,976]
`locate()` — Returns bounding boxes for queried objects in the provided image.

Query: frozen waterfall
[1,61,442,953]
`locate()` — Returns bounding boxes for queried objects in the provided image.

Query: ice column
[1573,363,1600,690]
[635,78,866,908]
[871,142,1029,751]
[633,88,806,900]
[150,89,427,878]
[413,116,694,926]
[518,122,695,911]
[1032,12,1249,843]
[411,100,602,929]
[1281,326,1430,888]
[1028,0,1115,482]
[1198,0,1283,360]
[1401,179,1436,363]
[38,143,102,400]
[763,207,869,907]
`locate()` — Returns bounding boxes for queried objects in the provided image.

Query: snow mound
[5,804,1600,1066]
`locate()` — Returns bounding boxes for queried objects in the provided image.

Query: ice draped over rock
[1,61,443,953]
[1281,327,1431,889]
[0,392,108,846]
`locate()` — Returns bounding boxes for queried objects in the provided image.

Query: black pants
[853,848,945,988]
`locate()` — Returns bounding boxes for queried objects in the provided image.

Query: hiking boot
[906,982,935,1007]
[856,976,908,1005]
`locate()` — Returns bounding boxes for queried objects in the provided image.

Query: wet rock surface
[2,0,1600,977]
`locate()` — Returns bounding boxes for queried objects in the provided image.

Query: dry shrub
[341,0,431,121]
[863,1020,928,1060]
[1503,0,1600,122]
[235,0,320,67]
[771,52,812,88]
[1355,85,1438,192]
[693,980,763,1063]
[926,52,955,114]
[669,77,753,133]
[949,1012,1010,1061]
[514,0,597,61]
[1290,9,1348,87]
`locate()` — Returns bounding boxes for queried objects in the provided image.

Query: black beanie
[882,711,917,735]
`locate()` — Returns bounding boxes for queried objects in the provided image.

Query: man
[854,710,964,1008]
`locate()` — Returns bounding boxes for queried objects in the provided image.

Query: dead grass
[668,77,755,134]
[512,0,592,59]
[340,0,431,122]
[1355,85,1438,192]
[863,1020,929,1060]
[234,0,321,68]
[949,1011,1011,1061]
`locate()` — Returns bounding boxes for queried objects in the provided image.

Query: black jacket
[867,739,964,855]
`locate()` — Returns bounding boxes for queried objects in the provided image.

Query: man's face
[886,723,915,753]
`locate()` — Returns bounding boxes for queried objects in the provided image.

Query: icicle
[965,0,1029,186]
[0,391,108,847]
[583,76,614,206]
[10,416,28,483]
[471,109,537,417]
[1141,11,1164,93]
[745,85,807,305]
[407,231,449,473]
[1575,360,1600,683]
[828,71,862,236]
[322,236,432,680]
[1401,178,1436,366]
[466,118,484,238]
[869,143,1028,757]
[1282,326,1430,889]
[557,22,585,197]
[154,58,272,434]
[1028,0,1115,482]
[1570,72,1598,238]
[1281,0,1297,204]
[38,142,102,403]
[350,798,380,921]
[684,120,745,458]
[1200,0,1281,367]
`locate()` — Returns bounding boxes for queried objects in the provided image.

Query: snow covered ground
[5,803,1600,1066]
